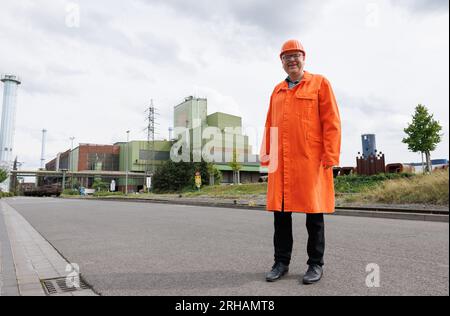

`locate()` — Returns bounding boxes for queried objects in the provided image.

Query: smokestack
[0,74,21,193]
[41,129,47,169]
[0,74,21,165]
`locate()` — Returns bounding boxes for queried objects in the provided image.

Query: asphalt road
[5,197,449,296]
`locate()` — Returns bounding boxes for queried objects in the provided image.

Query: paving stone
[72,290,98,296]
[20,289,46,296]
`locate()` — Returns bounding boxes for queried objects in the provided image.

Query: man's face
[281,51,305,78]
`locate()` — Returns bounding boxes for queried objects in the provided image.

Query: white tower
[0,74,21,192]
[0,74,21,164]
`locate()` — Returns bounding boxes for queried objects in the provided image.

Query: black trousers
[273,211,325,267]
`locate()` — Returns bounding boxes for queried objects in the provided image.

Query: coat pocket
[295,94,315,120]
[306,131,324,160]
[307,131,323,144]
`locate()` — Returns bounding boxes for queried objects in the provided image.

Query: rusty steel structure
[385,163,415,174]
[356,151,386,176]
[332,167,356,178]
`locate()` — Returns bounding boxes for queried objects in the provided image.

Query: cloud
[142,0,319,44]
[392,0,449,13]
[0,0,448,171]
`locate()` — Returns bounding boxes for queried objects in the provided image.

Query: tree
[152,160,222,193]
[71,179,81,190]
[0,168,8,184]
[196,160,222,187]
[153,161,192,193]
[92,178,109,192]
[229,149,242,184]
[207,163,217,186]
[402,104,443,174]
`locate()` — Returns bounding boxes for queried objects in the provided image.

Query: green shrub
[0,168,8,184]
[62,189,80,196]
[334,173,415,194]
[183,182,267,197]
[93,191,124,197]
[92,178,109,192]
[0,191,15,198]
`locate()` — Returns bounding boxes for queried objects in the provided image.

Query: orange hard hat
[280,39,306,58]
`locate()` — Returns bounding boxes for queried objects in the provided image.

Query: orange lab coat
[260,71,341,214]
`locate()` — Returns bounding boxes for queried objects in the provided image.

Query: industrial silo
[361,134,377,158]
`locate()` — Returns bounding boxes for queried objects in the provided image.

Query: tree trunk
[421,152,425,174]
[425,151,432,174]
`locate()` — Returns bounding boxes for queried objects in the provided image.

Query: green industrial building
[173,96,264,184]
[46,96,266,192]
[114,140,173,192]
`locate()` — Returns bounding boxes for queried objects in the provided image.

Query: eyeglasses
[282,53,304,61]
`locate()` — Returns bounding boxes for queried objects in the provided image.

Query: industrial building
[114,140,173,192]
[45,150,71,171]
[46,144,120,187]
[173,96,264,183]
[43,96,266,192]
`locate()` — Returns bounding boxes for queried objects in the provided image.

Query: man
[260,39,341,285]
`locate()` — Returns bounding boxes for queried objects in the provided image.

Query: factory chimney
[0,74,21,164]
[0,74,21,192]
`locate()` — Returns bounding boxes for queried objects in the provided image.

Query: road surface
[4,197,449,296]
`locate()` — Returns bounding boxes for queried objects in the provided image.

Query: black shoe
[266,262,289,282]
[302,264,323,284]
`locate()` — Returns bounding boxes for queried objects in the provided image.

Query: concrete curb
[62,197,449,223]
[333,209,448,223]
[335,205,448,215]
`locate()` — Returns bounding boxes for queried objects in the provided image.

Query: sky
[0,0,449,170]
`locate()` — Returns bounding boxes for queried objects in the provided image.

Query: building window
[139,150,170,161]
[87,153,119,171]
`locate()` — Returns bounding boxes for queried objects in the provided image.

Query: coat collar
[275,71,312,93]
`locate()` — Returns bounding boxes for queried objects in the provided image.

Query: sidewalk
[0,201,97,296]
[0,203,19,296]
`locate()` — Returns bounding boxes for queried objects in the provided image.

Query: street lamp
[125,130,130,195]
[69,137,75,189]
